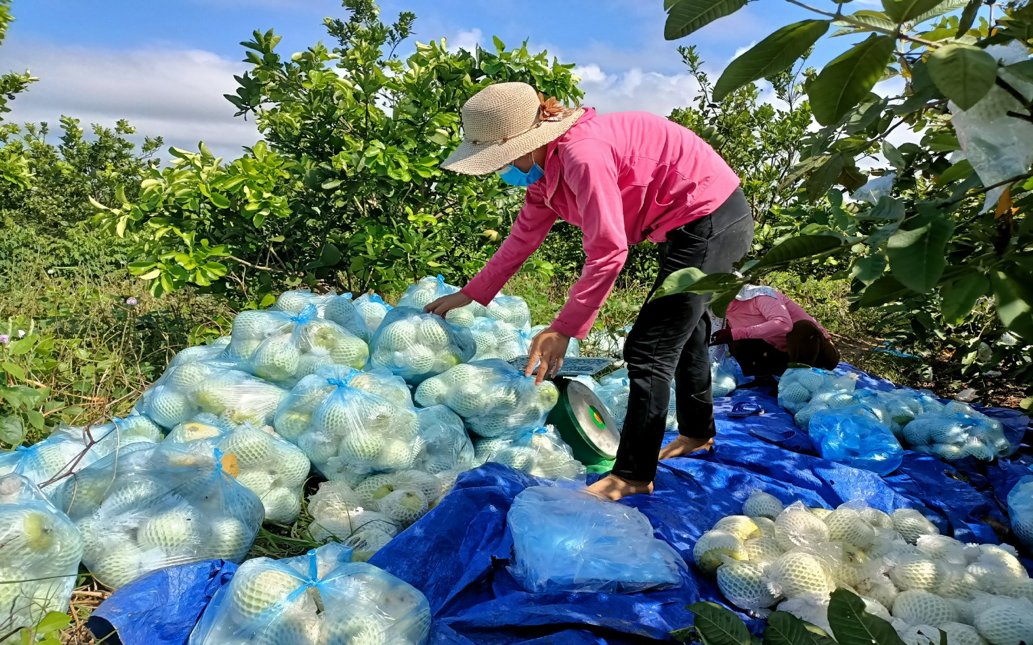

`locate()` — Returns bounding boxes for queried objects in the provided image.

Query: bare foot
[658,435,715,460]
[585,474,654,501]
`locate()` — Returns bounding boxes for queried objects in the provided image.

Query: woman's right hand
[425,292,474,317]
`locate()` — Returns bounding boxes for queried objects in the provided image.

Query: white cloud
[3,38,259,160]
[731,41,757,63]
[575,64,700,117]
[446,28,483,53]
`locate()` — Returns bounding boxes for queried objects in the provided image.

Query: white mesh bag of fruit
[414,359,559,438]
[0,414,162,491]
[353,293,392,336]
[187,543,432,645]
[473,426,585,480]
[52,442,264,589]
[903,401,1012,462]
[273,366,421,483]
[396,275,486,328]
[167,336,232,370]
[369,307,476,384]
[134,361,289,431]
[272,289,337,317]
[412,405,476,476]
[0,473,84,631]
[777,367,857,415]
[224,304,370,384]
[469,317,530,362]
[485,295,532,333]
[165,414,311,524]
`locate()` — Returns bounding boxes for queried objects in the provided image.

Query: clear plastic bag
[353,293,392,336]
[473,426,585,480]
[778,368,857,415]
[530,325,581,356]
[903,402,1011,462]
[508,485,684,593]
[134,362,289,431]
[1007,474,1033,551]
[0,414,163,492]
[413,359,559,438]
[469,317,530,361]
[369,307,476,384]
[322,293,372,344]
[808,405,904,476]
[272,289,338,317]
[53,442,264,589]
[793,390,861,431]
[273,366,421,482]
[188,543,432,645]
[226,305,370,384]
[711,358,739,398]
[397,275,486,328]
[485,295,532,333]
[166,416,311,523]
[168,336,232,370]
[594,375,630,428]
[0,474,84,634]
[413,405,476,476]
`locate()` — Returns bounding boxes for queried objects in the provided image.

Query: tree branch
[783,0,941,47]
[226,255,274,271]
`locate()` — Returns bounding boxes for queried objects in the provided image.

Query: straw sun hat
[441,82,585,176]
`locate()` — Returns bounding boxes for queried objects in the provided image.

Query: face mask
[497,161,544,187]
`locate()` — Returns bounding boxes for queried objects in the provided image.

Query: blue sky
[4,0,836,157]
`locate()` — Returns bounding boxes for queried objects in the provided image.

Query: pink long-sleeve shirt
[460,108,741,339]
[725,290,829,352]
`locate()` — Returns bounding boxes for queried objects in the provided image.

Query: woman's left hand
[525,327,570,385]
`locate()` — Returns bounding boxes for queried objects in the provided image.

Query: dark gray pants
[612,188,754,482]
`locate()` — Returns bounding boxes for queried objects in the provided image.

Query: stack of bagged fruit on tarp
[0,278,592,637]
[695,491,1033,645]
[777,367,1015,476]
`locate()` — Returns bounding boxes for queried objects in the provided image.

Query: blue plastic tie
[436,274,446,285]
[15,445,30,453]
[370,294,385,305]
[343,292,353,300]
[327,371,357,388]
[290,304,319,325]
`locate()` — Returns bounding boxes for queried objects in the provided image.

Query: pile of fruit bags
[0,473,84,634]
[472,426,585,480]
[695,491,1033,644]
[903,402,1012,462]
[369,308,476,384]
[53,442,264,588]
[777,368,857,415]
[469,317,529,362]
[188,543,432,645]
[508,485,684,593]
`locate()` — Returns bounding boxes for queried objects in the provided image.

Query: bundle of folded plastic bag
[353,293,392,335]
[529,325,581,356]
[711,357,739,397]
[307,467,449,560]
[902,401,1012,462]
[808,404,905,476]
[188,543,432,645]
[135,361,289,431]
[777,367,857,415]
[1008,471,1033,550]
[0,473,84,634]
[369,307,476,384]
[473,426,585,480]
[414,359,559,438]
[166,415,310,523]
[396,275,486,328]
[469,317,530,361]
[273,366,421,483]
[0,414,163,491]
[225,304,370,383]
[412,406,476,476]
[508,485,684,593]
[53,442,264,589]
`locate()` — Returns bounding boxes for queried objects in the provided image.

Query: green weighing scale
[509,357,623,474]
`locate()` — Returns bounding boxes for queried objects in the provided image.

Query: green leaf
[809,35,896,125]
[860,196,905,221]
[942,270,989,324]
[764,612,835,645]
[828,589,907,645]
[687,602,752,645]
[664,0,748,40]
[0,416,24,445]
[887,211,955,293]
[882,0,946,23]
[26,410,44,430]
[1,362,25,381]
[35,612,72,635]
[858,274,912,306]
[754,234,846,270]
[838,10,898,33]
[937,158,973,184]
[710,288,740,318]
[851,254,887,283]
[209,192,231,209]
[713,20,830,101]
[913,0,969,22]
[670,627,697,642]
[990,269,1033,341]
[316,243,342,268]
[928,44,997,110]
[1004,59,1033,84]
[882,141,906,169]
[806,154,846,201]
[655,269,740,299]
[956,0,980,35]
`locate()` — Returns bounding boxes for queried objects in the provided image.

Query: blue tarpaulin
[89,365,1030,645]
